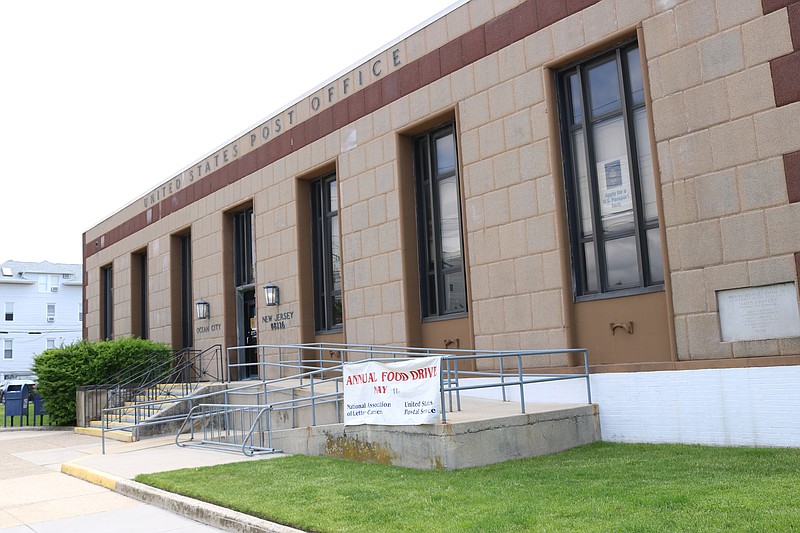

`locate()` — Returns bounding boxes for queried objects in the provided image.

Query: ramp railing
[99,363,340,454]
[225,342,592,419]
[81,344,223,429]
[99,343,591,455]
[176,404,277,456]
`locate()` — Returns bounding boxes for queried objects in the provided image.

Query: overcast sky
[0,0,460,266]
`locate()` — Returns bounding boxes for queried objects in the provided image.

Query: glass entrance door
[237,288,258,379]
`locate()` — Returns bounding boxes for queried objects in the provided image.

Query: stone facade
[84,0,800,375]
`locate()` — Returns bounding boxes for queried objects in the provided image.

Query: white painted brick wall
[461,365,800,447]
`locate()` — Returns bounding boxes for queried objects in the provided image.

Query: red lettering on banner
[346,372,378,386]
[381,371,409,382]
[409,365,438,380]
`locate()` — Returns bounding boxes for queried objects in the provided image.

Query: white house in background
[0,260,83,380]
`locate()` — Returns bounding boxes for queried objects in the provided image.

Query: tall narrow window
[4,302,12,321]
[414,123,467,318]
[180,234,193,348]
[233,207,255,288]
[132,250,148,339]
[311,174,343,332]
[3,339,12,359]
[558,41,663,299]
[46,304,56,323]
[232,206,257,378]
[100,265,113,339]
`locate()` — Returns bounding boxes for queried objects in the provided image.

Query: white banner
[343,356,441,426]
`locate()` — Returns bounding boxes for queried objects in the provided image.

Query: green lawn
[136,442,800,532]
[0,402,51,427]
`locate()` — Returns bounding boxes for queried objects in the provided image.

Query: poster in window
[597,157,632,219]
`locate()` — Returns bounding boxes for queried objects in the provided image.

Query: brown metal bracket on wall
[610,322,634,335]
[444,338,460,349]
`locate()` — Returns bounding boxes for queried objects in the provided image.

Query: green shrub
[32,337,172,425]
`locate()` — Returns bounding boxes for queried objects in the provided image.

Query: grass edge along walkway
[136,442,800,532]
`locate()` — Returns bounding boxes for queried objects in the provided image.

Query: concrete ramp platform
[270,397,600,470]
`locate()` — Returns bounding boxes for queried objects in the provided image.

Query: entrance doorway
[237,288,258,379]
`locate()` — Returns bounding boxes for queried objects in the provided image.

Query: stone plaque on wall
[717,282,800,342]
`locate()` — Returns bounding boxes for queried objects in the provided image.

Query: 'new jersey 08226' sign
[343,356,442,426]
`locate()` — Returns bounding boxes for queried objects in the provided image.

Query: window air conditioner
[51,287,59,292]
[47,317,55,323]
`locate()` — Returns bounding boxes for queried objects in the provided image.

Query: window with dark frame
[414,123,467,318]
[557,41,664,300]
[133,250,148,340]
[179,234,193,349]
[311,174,343,332]
[233,207,255,289]
[140,252,148,338]
[101,264,113,339]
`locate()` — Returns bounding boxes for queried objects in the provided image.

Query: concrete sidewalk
[0,428,301,533]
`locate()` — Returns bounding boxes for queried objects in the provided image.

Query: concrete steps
[76,383,201,443]
[74,425,136,442]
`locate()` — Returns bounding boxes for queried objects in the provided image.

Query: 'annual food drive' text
[345,363,438,417]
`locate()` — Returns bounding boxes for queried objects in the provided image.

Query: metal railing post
[518,353,526,414]
[454,358,462,412]
[499,356,508,402]
[440,360,447,424]
[584,350,592,404]
[311,373,316,426]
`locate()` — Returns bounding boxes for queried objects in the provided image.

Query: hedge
[32,337,172,426]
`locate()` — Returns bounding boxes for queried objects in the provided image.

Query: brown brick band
[83,0,603,261]
[763,1,800,281]
[766,0,800,107]
[786,150,800,203]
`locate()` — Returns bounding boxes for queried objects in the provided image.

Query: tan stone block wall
[650,0,798,361]
[334,109,412,346]
[82,0,799,365]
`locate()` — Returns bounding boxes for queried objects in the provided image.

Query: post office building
[83,0,800,447]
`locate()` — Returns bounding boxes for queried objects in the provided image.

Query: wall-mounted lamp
[195,300,210,320]
[263,283,280,306]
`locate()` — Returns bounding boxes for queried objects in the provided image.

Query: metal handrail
[85,348,174,389]
[176,403,279,456]
[100,343,590,455]
[180,344,592,455]
[226,342,589,379]
[83,344,222,428]
[99,362,339,453]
